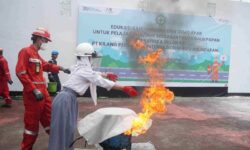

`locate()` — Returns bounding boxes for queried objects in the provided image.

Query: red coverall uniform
[211,61,222,82]
[0,55,12,105]
[16,45,60,150]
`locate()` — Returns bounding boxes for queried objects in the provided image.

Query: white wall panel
[0,0,249,93]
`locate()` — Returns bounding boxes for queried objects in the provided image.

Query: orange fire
[129,39,146,50]
[125,39,174,135]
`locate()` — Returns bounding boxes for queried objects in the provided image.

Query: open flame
[125,39,174,136]
[129,39,146,50]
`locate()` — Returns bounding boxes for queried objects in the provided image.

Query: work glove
[106,73,118,82]
[123,86,138,97]
[60,66,71,74]
[32,89,44,101]
[8,80,13,85]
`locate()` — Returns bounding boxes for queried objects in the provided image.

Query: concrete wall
[0,0,249,93]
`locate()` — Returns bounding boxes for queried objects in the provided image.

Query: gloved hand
[123,86,138,97]
[8,80,13,85]
[106,73,118,82]
[32,89,44,101]
[63,69,71,74]
[60,66,71,74]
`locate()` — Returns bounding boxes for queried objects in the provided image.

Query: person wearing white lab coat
[48,43,138,150]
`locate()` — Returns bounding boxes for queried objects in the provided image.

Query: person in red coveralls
[207,55,224,82]
[0,48,13,108]
[15,27,70,150]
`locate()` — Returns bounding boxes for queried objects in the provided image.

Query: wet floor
[0,96,250,150]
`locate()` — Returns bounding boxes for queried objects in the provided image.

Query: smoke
[125,0,213,69]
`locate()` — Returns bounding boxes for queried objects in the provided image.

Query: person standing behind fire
[48,43,138,150]
[48,50,61,92]
[0,48,13,108]
[15,27,71,150]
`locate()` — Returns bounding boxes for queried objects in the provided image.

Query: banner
[78,6,231,87]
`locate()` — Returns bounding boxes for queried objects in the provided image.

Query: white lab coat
[63,57,115,104]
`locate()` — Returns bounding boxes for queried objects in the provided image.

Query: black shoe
[1,103,12,108]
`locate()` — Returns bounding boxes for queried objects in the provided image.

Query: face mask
[89,57,93,66]
[91,57,102,68]
[40,43,48,50]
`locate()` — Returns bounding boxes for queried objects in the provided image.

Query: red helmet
[32,27,52,42]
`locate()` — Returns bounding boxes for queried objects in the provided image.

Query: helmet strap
[91,51,97,58]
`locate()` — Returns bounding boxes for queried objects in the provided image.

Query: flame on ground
[125,39,174,136]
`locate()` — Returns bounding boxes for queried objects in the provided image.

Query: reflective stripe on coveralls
[24,129,38,136]
[32,81,46,84]
[17,70,27,76]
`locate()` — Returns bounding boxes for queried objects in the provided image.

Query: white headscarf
[71,56,97,105]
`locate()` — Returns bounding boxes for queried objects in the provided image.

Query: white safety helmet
[75,43,96,57]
